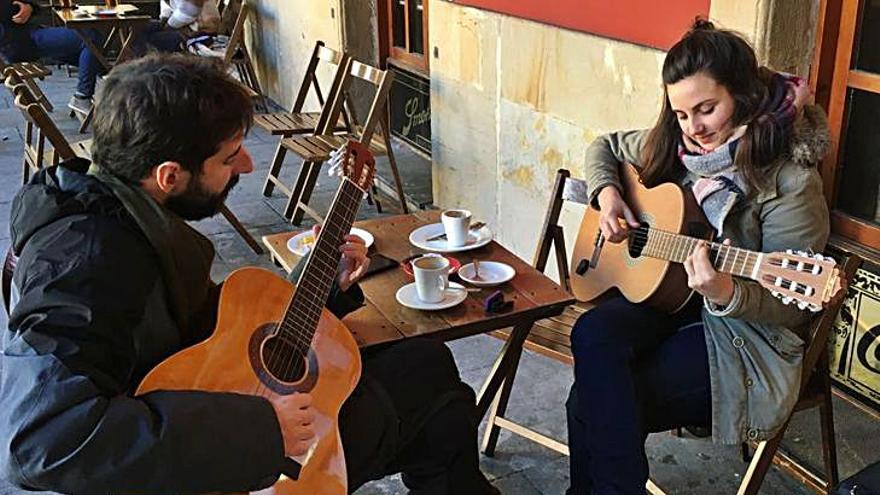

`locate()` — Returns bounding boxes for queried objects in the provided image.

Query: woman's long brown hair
[640,20,790,192]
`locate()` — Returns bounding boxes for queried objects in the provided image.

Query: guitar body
[570,164,712,313]
[137,267,361,495]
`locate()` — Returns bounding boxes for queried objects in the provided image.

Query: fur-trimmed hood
[786,104,831,167]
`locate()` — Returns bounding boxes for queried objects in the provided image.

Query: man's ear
[153,161,188,194]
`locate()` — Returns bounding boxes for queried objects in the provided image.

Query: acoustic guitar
[569,164,842,313]
[137,141,376,494]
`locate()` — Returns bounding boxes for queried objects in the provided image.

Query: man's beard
[165,175,239,221]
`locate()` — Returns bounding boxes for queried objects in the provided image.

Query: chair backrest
[799,253,861,387]
[5,74,78,180]
[289,41,355,130]
[223,0,249,65]
[321,58,393,147]
[532,169,589,292]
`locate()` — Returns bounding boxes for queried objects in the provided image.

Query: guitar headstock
[756,250,842,312]
[329,140,376,192]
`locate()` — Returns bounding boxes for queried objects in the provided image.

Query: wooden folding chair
[0,59,53,112]
[192,0,267,111]
[253,41,352,138]
[255,41,354,198]
[737,252,861,495]
[278,58,408,224]
[5,73,87,184]
[483,169,592,456]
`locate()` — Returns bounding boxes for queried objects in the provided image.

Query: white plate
[286,227,374,256]
[458,261,515,287]
[396,282,468,311]
[408,223,493,253]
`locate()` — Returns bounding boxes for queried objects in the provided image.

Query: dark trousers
[566,296,712,495]
[28,27,101,97]
[339,339,495,495]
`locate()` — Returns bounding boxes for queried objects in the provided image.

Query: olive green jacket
[582,106,831,443]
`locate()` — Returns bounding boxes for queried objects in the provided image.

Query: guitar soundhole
[627,222,650,259]
[261,335,309,383]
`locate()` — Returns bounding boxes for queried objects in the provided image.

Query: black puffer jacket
[0,160,360,494]
[0,0,39,63]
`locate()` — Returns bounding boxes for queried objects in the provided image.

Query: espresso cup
[441,209,472,248]
[412,255,450,303]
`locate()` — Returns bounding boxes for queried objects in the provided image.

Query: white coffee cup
[412,255,450,303]
[441,209,472,247]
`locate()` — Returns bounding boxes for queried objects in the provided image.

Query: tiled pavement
[0,70,877,494]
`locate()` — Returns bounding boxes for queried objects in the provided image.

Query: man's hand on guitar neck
[684,239,735,307]
[597,186,640,243]
[272,392,317,458]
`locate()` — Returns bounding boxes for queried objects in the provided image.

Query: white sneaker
[67,95,93,115]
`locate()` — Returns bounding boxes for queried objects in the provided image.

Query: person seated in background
[0,0,100,113]
[161,0,220,35]
[130,0,220,56]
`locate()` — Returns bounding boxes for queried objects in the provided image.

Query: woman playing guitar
[567,20,830,494]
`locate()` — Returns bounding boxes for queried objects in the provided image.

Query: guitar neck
[277,178,364,345]
[634,227,763,281]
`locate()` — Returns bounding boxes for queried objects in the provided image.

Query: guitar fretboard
[631,226,762,280]
[276,178,364,349]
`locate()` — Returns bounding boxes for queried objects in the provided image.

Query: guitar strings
[273,182,357,385]
[251,178,361,397]
[270,180,362,388]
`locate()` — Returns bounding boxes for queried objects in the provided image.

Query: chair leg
[242,57,268,112]
[381,120,409,214]
[481,340,525,456]
[737,429,786,495]
[78,106,94,134]
[283,160,316,223]
[24,79,53,112]
[819,384,839,491]
[218,204,263,255]
[291,159,324,226]
[263,140,288,197]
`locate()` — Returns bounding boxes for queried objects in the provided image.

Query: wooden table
[263,210,576,418]
[54,5,151,70]
[53,4,152,131]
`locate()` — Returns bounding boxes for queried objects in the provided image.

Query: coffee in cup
[441,209,472,248]
[412,255,450,303]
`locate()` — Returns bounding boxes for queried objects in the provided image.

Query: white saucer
[396,282,468,311]
[458,261,515,287]
[287,227,374,256]
[409,223,493,253]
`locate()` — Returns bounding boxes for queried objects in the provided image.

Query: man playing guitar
[0,54,497,495]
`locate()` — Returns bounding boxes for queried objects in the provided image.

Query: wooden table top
[54,4,151,27]
[262,211,575,349]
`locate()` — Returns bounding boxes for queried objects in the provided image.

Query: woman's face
[666,71,737,151]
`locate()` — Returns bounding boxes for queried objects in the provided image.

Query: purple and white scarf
[678,72,811,235]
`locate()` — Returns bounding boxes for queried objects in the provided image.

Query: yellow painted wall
[246,0,343,113]
[428,0,819,273]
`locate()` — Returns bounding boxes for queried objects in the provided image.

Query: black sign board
[388,65,431,156]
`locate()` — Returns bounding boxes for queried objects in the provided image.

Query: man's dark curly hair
[91,53,253,183]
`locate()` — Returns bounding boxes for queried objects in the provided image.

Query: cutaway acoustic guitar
[137,141,376,494]
[570,164,842,313]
